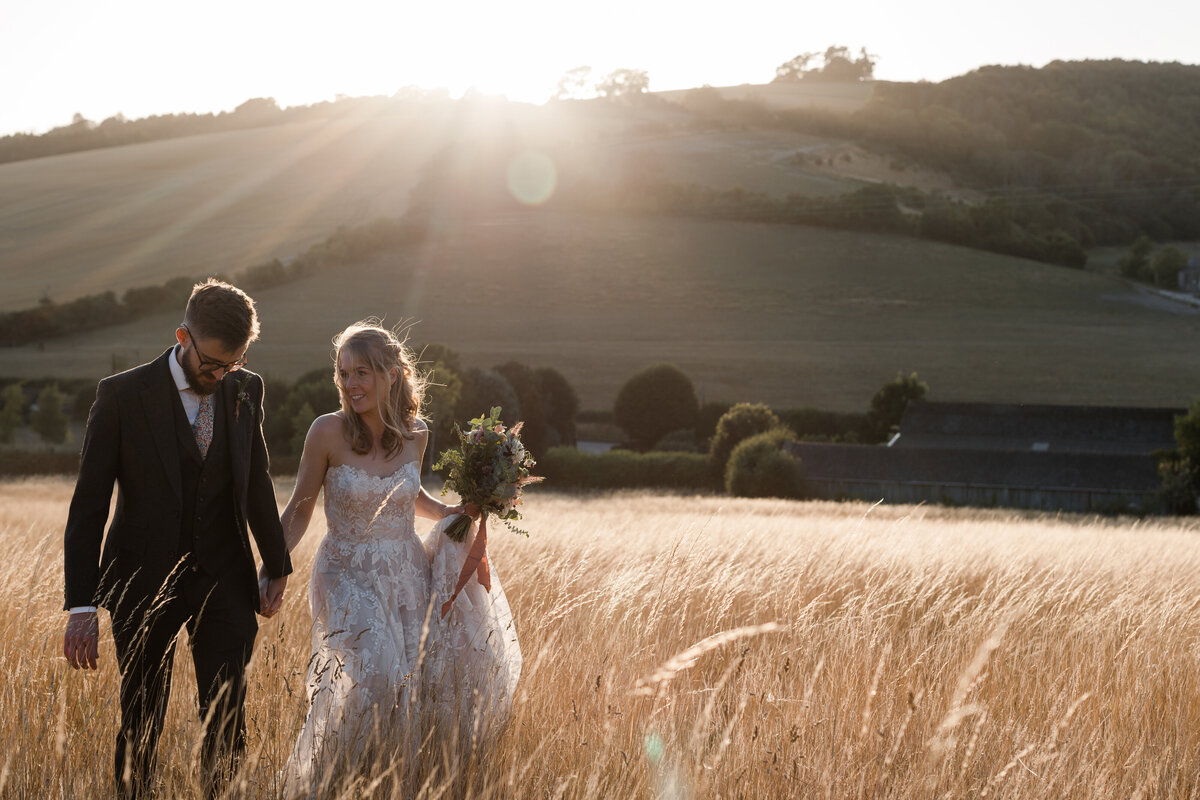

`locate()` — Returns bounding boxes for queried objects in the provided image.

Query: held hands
[64,611,100,670]
[258,566,288,618]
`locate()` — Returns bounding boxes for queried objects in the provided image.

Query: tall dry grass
[4,477,1200,798]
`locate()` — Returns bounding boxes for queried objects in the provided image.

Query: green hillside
[2,211,1198,412]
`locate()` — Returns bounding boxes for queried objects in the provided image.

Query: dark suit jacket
[63,347,292,616]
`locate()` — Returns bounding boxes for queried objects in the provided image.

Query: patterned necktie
[192,393,213,459]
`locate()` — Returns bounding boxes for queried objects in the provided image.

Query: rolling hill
[3,79,1200,413]
[2,210,1199,412]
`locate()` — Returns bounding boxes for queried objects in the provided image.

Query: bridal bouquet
[433,406,543,543]
[433,407,542,617]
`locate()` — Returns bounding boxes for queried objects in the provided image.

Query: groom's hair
[183,279,260,349]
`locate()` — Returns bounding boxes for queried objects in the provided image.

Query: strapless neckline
[328,460,420,482]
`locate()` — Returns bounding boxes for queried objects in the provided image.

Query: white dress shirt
[70,345,198,616]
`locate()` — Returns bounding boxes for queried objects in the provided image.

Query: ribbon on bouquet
[441,515,491,618]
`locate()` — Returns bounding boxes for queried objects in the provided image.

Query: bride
[267,321,521,796]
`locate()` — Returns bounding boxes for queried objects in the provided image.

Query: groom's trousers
[111,560,257,800]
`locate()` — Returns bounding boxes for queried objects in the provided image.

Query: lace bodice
[323,461,421,544]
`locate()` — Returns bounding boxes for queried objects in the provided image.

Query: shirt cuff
[69,606,98,614]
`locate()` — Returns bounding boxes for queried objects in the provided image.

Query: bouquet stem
[444,513,474,543]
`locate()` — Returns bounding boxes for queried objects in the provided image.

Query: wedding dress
[282,460,521,796]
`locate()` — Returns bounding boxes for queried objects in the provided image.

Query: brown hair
[183,279,260,349]
[333,321,425,458]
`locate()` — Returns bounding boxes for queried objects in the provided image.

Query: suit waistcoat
[172,390,239,571]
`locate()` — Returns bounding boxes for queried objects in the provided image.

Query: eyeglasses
[181,324,247,374]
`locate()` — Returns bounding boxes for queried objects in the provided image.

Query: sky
[2,0,1198,136]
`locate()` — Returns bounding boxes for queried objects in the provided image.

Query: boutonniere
[235,375,253,422]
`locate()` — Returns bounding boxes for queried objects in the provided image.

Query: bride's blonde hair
[332,320,425,458]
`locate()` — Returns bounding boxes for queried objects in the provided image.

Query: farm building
[1177,257,1200,293]
[785,401,1181,512]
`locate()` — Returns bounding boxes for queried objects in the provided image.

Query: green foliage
[652,429,701,453]
[695,401,733,447]
[709,403,782,474]
[613,363,699,450]
[31,383,69,445]
[1155,454,1197,515]
[534,366,580,447]
[1150,246,1188,289]
[431,406,542,538]
[1171,400,1200,495]
[1118,235,1154,279]
[850,62,1200,246]
[868,372,929,441]
[422,356,463,467]
[538,447,719,491]
[776,407,869,443]
[725,428,803,499]
[495,361,550,459]
[0,383,24,443]
[266,368,339,457]
[457,368,520,428]
[595,68,650,99]
[0,215,424,347]
[289,402,315,458]
[774,46,876,83]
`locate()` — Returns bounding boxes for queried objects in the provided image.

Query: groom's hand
[63,612,99,670]
[259,574,288,618]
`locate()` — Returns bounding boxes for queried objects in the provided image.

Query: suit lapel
[141,348,183,503]
[223,375,249,506]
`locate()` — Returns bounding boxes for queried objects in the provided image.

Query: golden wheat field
[4,476,1200,798]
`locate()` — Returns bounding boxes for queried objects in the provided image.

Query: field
[6,90,1200,413]
[3,211,1200,412]
[4,477,1200,798]
[0,93,871,314]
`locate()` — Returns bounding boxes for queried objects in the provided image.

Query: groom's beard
[182,359,222,397]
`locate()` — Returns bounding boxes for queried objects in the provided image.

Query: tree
[1166,400,1200,511]
[289,402,315,457]
[32,383,70,445]
[535,366,580,447]
[773,52,818,82]
[422,357,463,466]
[773,45,876,83]
[0,383,24,443]
[1150,245,1188,288]
[595,69,650,100]
[1118,235,1154,279]
[868,372,928,441]
[495,361,550,458]
[552,66,593,100]
[457,368,520,427]
[613,363,698,450]
[725,428,803,499]
[709,402,782,474]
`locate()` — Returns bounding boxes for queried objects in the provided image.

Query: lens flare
[643,732,665,764]
[506,150,557,205]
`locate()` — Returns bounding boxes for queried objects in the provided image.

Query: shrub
[695,401,733,446]
[652,429,701,453]
[725,428,803,499]
[539,447,718,491]
[31,383,70,445]
[777,407,869,442]
[709,403,781,473]
[457,368,520,427]
[613,363,699,450]
[868,372,928,442]
[0,383,24,443]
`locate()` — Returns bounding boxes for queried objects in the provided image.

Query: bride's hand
[444,502,480,519]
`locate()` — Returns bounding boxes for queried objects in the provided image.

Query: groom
[62,279,292,799]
